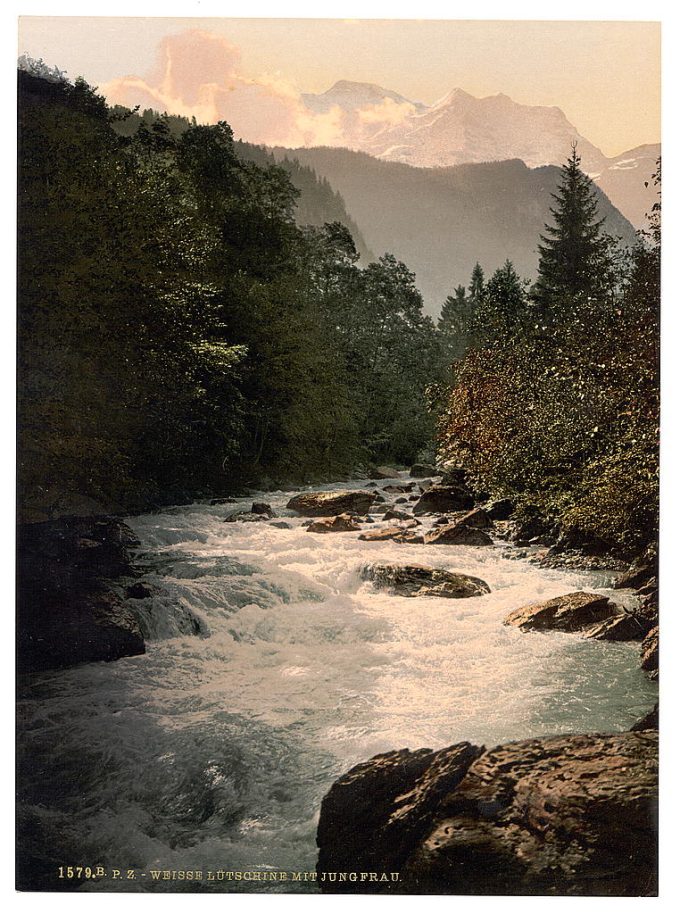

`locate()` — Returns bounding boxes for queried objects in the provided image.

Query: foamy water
[17,476,658,892]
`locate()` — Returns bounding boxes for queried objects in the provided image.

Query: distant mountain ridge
[270,146,637,315]
[300,80,659,228]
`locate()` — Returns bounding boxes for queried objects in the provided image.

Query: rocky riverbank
[17,516,146,672]
[317,728,658,895]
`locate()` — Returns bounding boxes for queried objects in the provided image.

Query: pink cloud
[101,29,411,149]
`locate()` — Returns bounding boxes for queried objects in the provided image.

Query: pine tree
[532,144,612,309]
[438,285,467,332]
[473,260,527,341]
[468,263,486,307]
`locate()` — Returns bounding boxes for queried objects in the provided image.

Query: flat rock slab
[288,490,377,517]
[307,513,361,533]
[317,730,658,895]
[361,563,490,598]
[504,591,618,633]
[585,612,651,641]
[413,485,474,516]
[426,522,493,546]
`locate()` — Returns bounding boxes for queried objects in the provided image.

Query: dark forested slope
[271,147,636,314]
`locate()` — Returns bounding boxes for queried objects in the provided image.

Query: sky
[17,16,660,157]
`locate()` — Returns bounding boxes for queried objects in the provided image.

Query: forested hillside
[17,68,441,520]
[107,104,373,262]
[271,146,636,314]
[438,150,660,557]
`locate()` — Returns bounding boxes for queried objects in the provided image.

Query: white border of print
[2,3,676,914]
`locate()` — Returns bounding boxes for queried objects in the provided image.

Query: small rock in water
[426,522,493,546]
[307,514,361,534]
[224,511,266,523]
[269,520,292,529]
[252,502,276,517]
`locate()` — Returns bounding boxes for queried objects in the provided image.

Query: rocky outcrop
[640,627,659,679]
[288,490,377,516]
[317,731,658,895]
[413,485,475,516]
[307,514,361,534]
[382,483,416,494]
[17,517,145,672]
[425,522,493,546]
[615,548,658,591]
[631,703,658,731]
[504,592,618,633]
[360,563,490,598]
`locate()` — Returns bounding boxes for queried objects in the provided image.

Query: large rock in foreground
[288,490,377,517]
[317,731,658,895]
[361,563,490,598]
[504,591,618,633]
[412,485,474,516]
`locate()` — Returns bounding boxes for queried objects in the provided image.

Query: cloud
[101,29,413,149]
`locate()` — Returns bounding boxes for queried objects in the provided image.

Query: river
[17,475,658,893]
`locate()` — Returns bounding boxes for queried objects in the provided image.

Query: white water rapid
[17,475,658,893]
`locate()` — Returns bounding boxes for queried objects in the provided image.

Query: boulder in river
[384,507,415,521]
[307,514,361,534]
[426,521,493,546]
[360,563,490,598]
[504,591,618,633]
[369,466,402,480]
[287,490,377,517]
[413,485,474,516]
[458,507,492,529]
[251,501,276,517]
[224,511,267,523]
[382,483,415,494]
[317,731,658,895]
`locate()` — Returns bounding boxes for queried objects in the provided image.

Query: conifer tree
[532,144,612,309]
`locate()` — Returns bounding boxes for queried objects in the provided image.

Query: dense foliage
[438,152,660,556]
[18,67,442,516]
